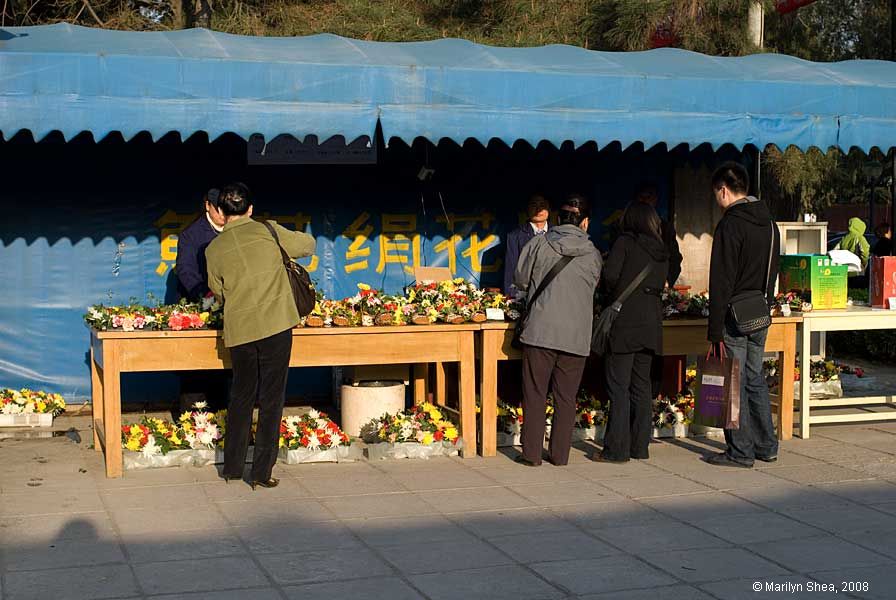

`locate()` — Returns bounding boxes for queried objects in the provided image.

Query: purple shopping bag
[695,347,740,429]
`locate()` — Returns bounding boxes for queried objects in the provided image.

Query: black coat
[503,223,548,296]
[603,233,669,354]
[175,214,219,301]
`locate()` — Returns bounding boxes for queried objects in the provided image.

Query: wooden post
[799,319,812,438]
[412,364,428,405]
[778,322,796,440]
[480,329,499,457]
[434,362,447,407]
[458,332,477,457]
[103,342,123,478]
[90,345,105,452]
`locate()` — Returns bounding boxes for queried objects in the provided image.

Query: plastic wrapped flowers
[364,402,460,446]
[0,389,66,416]
[279,409,351,451]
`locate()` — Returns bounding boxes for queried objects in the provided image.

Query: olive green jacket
[206,217,315,347]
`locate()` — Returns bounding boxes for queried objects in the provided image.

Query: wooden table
[478,317,801,457]
[90,324,479,478]
[798,307,896,438]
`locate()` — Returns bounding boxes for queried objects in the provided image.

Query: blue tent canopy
[2,23,896,151]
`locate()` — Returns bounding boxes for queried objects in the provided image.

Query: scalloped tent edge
[1,24,895,153]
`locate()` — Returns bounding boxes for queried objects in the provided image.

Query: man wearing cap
[175,188,228,413]
[504,194,551,298]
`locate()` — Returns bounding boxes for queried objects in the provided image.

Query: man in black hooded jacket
[706,161,780,468]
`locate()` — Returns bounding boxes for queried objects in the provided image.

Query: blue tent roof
[2,23,896,150]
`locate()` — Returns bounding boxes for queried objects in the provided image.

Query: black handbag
[727,222,775,335]
[591,263,652,356]
[262,221,316,318]
[511,255,574,350]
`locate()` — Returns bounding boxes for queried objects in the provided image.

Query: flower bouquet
[765,358,845,399]
[363,402,462,459]
[85,299,219,331]
[278,409,361,463]
[329,300,359,327]
[652,393,693,438]
[661,289,690,318]
[375,295,409,326]
[496,400,523,447]
[0,389,66,427]
[571,392,607,442]
[178,402,226,465]
[348,283,384,327]
[121,416,195,469]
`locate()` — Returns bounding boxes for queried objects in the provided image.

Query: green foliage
[828,330,896,361]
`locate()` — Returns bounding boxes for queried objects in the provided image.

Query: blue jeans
[722,325,779,465]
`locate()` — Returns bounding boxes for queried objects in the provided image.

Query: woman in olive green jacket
[206,183,315,489]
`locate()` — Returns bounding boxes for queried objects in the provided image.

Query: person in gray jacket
[513,194,603,466]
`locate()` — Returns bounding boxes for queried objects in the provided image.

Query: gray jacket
[513,224,602,356]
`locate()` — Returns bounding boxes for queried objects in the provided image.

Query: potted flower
[278,409,361,463]
[121,416,194,469]
[362,402,462,459]
[0,389,66,427]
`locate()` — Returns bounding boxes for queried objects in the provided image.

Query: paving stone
[593,521,730,554]
[299,473,409,497]
[671,467,789,491]
[100,483,209,510]
[123,529,245,563]
[216,498,335,526]
[417,486,534,514]
[489,530,619,564]
[694,512,825,545]
[283,576,426,600]
[0,490,106,517]
[747,535,894,573]
[0,538,125,572]
[641,492,767,524]
[597,475,714,499]
[567,461,669,483]
[731,482,856,511]
[0,512,118,544]
[815,480,896,505]
[133,556,269,595]
[638,547,790,583]
[385,468,501,492]
[468,464,585,486]
[3,564,139,600]
[780,504,896,535]
[344,514,476,547]
[376,538,514,574]
[508,481,625,507]
[110,506,226,536]
[699,575,830,599]
[531,556,677,595]
[236,520,361,555]
[579,584,715,600]
[200,476,312,501]
[150,589,283,600]
[838,528,896,560]
[257,548,393,585]
[810,565,896,599]
[551,501,669,530]
[322,492,433,519]
[766,464,875,485]
[450,507,579,538]
[410,565,565,600]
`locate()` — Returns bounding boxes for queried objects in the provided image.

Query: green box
[778,254,848,310]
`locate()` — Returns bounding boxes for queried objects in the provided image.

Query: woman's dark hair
[875,222,891,238]
[621,201,662,241]
[558,193,590,226]
[711,161,749,195]
[218,182,252,216]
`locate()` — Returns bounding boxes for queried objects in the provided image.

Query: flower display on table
[774,291,812,314]
[279,409,351,450]
[662,290,710,319]
[0,389,66,416]
[85,300,220,331]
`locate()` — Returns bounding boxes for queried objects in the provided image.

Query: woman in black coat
[597,202,669,463]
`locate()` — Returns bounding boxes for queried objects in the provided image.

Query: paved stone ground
[1,423,896,600]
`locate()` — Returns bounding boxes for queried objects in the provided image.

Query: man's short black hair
[218,182,251,216]
[558,193,590,226]
[205,188,221,209]
[711,161,749,196]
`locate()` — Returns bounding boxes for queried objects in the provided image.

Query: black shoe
[591,453,629,464]
[250,477,280,490]
[705,452,753,468]
[755,455,778,463]
[514,455,542,467]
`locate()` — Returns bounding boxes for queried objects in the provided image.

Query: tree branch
[81,0,105,27]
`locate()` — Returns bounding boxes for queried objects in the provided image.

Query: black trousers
[521,345,587,466]
[224,329,292,482]
[603,350,654,461]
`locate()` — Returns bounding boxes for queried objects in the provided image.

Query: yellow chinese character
[461,233,502,273]
[377,214,421,275]
[154,210,199,276]
[342,212,374,274]
[434,234,463,275]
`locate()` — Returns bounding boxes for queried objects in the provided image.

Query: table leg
[90,346,105,452]
[799,320,812,439]
[480,330,499,458]
[778,323,796,441]
[458,332,477,457]
[434,362,447,407]
[104,343,123,478]
[412,364,428,405]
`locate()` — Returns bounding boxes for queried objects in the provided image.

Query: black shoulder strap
[764,221,775,296]
[261,220,292,267]
[528,254,574,309]
[611,263,653,309]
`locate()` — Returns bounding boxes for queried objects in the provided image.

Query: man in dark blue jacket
[503,194,550,298]
[175,188,228,413]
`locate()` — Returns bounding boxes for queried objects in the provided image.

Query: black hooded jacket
[708,197,780,342]
[603,233,669,354]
